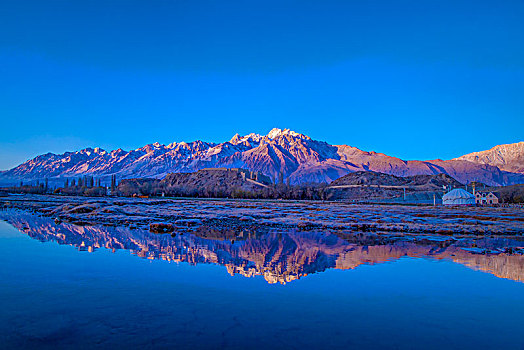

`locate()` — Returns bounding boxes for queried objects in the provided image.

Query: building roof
[475,191,500,198]
[443,188,475,199]
[442,188,475,205]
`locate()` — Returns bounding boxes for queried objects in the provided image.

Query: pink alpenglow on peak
[454,141,524,174]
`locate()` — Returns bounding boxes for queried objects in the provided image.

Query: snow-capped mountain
[1,128,523,186]
[454,142,524,174]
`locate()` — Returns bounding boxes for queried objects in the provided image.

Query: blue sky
[1,0,523,170]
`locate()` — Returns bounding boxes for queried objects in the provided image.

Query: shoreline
[2,194,523,236]
[2,209,524,284]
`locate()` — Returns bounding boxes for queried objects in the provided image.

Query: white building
[442,188,475,205]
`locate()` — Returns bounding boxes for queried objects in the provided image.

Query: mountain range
[1,128,523,186]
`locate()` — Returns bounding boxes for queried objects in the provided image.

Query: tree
[111,175,116,194]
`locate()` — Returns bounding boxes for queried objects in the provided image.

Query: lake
[0,210,523,349]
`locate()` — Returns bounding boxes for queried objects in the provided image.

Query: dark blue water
[0,213,523,349]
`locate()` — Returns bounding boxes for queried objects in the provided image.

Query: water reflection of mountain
[2,211,524,284]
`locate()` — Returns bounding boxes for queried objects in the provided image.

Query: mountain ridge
[454,141,524,174]
[1,128,523,186]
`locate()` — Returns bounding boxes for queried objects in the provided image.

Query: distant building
[475,191,499,205]
[249,171,272,184]
[442,188,475,205]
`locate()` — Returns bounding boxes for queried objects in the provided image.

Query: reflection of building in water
[3,212,524,284]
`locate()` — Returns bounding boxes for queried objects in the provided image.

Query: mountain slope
[330,171,463,188]
[1,128,523,186]
[325,171,465,200]
[454,142,524,174]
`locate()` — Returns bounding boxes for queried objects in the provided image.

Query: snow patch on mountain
[267,128,309,140]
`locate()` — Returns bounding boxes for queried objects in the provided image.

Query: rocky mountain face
[454,141,524,174]
[1,128,523,186]
[117,168,271,197]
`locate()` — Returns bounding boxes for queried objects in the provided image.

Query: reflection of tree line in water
[2,211,524,284]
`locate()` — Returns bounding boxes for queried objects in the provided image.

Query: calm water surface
[0,211,523,349]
